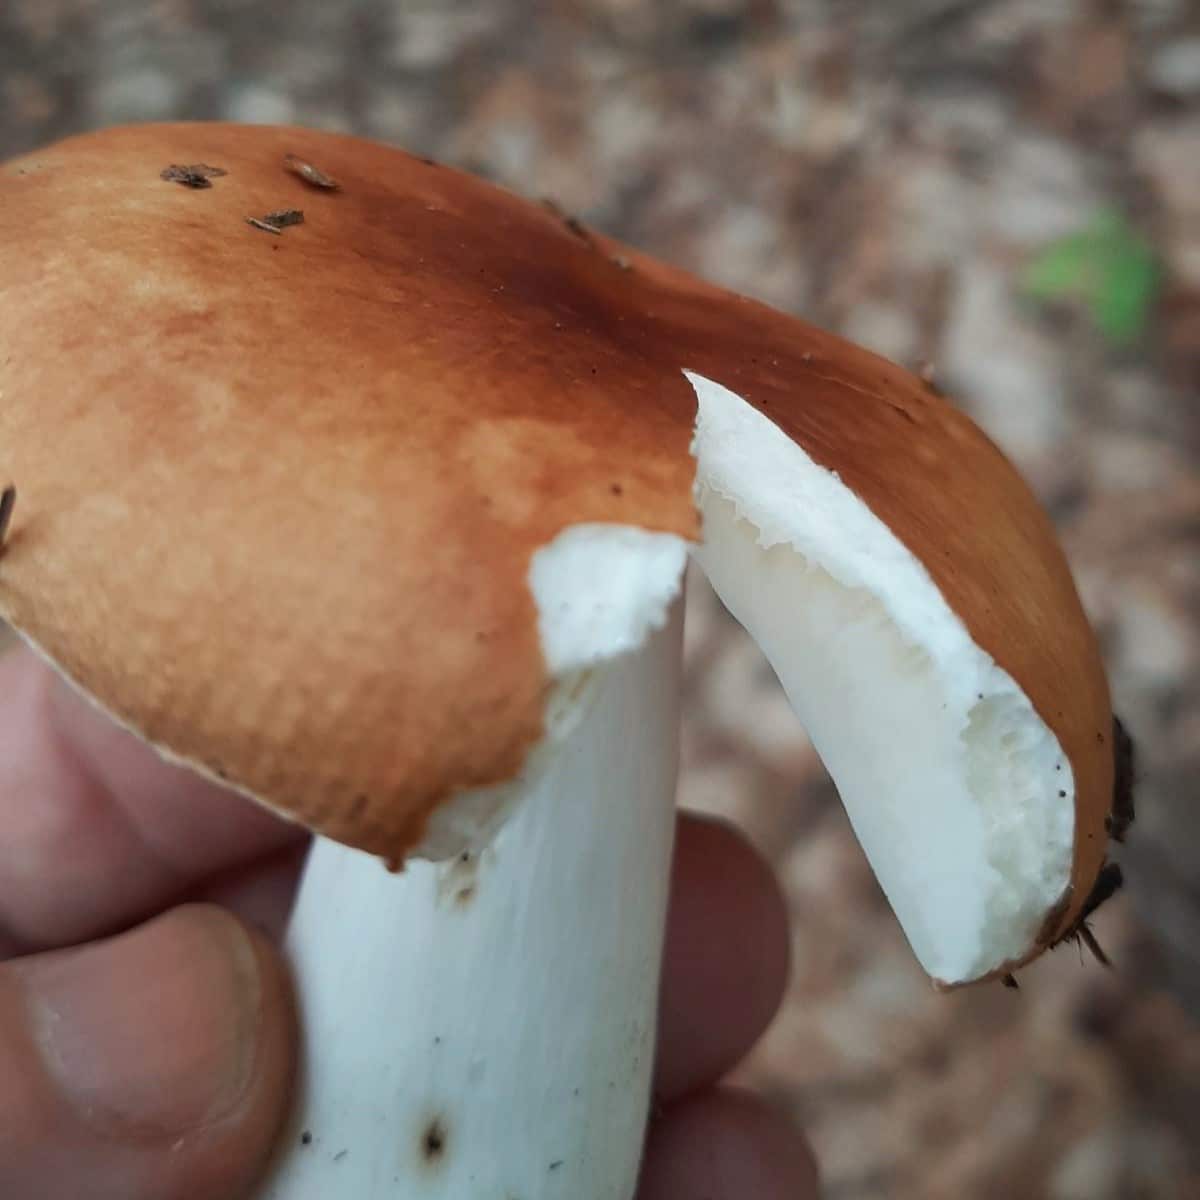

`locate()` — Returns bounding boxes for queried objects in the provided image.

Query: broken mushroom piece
[0,123,1125,1199]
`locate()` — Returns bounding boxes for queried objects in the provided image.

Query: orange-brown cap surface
[0,124,1111,944]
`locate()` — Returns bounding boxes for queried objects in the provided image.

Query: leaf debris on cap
[160,163,227,188]
[283,153,340,190]
[540,197,595,247]
[1107,715,1136,842]
[1052,860,1124,967]
[246,209,305,235]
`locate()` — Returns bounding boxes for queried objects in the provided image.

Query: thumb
[0,904,295,1200]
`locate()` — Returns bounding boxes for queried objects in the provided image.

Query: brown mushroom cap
[0,123,1111,948]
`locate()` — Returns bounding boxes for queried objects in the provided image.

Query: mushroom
[0,124,1127,1199]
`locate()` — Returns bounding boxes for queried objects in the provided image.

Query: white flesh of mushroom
[686,371,1074,985]
[257,371,1075,1198]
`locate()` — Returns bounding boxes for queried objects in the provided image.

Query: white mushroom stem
[256,600,685,1200]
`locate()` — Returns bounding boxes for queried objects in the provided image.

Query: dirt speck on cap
[246,208,304,235]
[160,163,227,188]
[284,153,339,190]
[540,197,594,247]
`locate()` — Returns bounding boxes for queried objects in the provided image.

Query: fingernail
[24,905,261,1139]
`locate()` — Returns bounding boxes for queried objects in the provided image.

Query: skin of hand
[0,644,819,1199]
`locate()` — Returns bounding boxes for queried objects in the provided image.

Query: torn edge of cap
[412,523,690,859]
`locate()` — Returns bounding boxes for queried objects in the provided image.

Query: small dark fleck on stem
[333,1150,348,1163]
[422,1118,448,1163]
[1002,973,1019,990]
[160,163,227,188]
[283,153,339,190]
[549,1161,564,1171]
[300,1130,313,1146]
[0,485,15,548]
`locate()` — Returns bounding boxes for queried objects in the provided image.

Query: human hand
[0,644,818,1198]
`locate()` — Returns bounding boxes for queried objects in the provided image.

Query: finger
[656,814,790,1100]
[638,1088,819,1200]
[0,904,295,1200]
[192,844,310,942]
[0,645,301,954]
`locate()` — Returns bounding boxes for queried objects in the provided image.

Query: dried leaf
[283,154,339,190]
[160,163,227,189]
[263,208,305,229]
[246,209,305,235]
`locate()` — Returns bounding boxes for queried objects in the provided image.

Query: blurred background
[2,1,1197,1196]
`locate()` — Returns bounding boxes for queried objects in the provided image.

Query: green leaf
[1021,210,1159,345]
